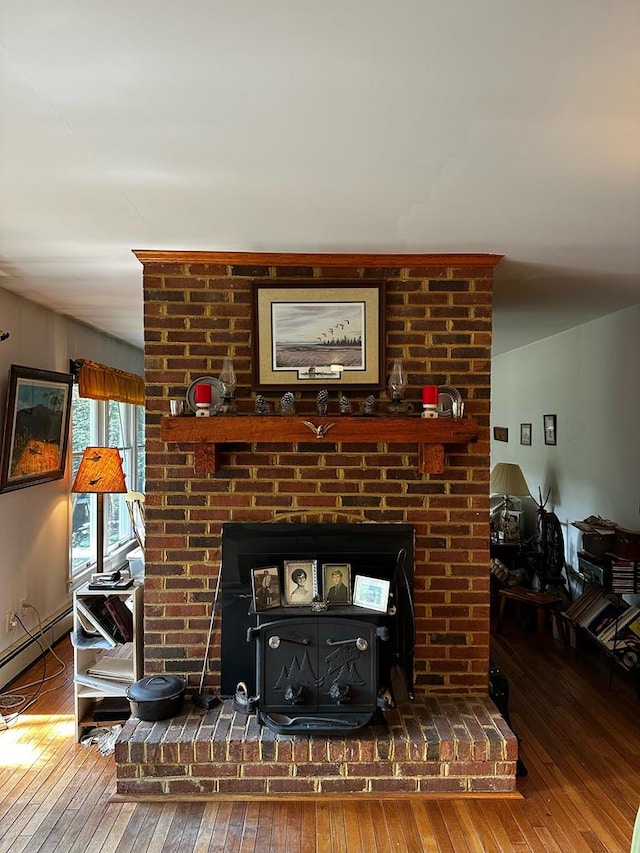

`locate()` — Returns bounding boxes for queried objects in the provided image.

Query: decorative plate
[185,376,224,413]
[437,385,462,418]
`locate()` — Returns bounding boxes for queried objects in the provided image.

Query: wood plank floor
[1,622,638,852]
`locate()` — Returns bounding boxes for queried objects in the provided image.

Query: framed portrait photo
[251,281,385,390]
[251,566,281,611]
[520,423,532,446]
[283,559,318,606]
[544,414,557,446]
[322,563,352,605]
[0,364,73,493]
[352,575,390,613]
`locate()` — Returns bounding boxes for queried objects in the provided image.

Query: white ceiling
[1,1,638,355]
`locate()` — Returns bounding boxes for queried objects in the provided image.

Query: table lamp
[71,447,127,573]
[490,462,530,541]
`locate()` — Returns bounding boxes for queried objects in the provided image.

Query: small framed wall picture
[251,566,281,611]
[322,563,352,605]
[520,423,532,446]
[544,414,557,446]
[283,559,318,605]
[493,426,509,442]
[352,575,390,613]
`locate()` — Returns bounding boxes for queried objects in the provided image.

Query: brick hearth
[115,696,518,798]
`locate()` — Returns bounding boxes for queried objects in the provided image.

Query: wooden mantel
[134,250,503,268]
[160,415,479,475]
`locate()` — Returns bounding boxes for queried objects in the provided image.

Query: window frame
[69,387,144,589]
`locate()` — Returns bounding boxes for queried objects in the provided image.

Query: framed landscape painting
[0,365,73,493]
[251,281,385,390]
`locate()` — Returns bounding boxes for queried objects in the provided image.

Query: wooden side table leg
[497,595,507,633]
[536,605,546,648]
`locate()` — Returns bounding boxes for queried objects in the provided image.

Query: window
[70,386,145,582]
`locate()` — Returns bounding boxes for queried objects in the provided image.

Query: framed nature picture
[520,423,532,446]
[251,566,281,611]
[322,563,352,605]
[283,559,318,606]
[0,364,73,493]
[251,281,385,390]
[493,426,509,442]
[544,414,557,446]
[353,575,390,613]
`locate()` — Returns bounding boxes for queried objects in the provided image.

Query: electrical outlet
[5,610,18,632]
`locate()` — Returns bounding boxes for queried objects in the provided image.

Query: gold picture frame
[251,281,385,390]
[0,364,73,493]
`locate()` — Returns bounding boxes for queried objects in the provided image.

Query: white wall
[0,285,142,684]
[491,303,640,578]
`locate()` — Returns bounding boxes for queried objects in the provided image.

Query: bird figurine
[302,421,335,439]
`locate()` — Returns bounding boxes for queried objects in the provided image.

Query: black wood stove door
[254,616,382,733]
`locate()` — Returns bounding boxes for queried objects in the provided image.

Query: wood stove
[220,522,415,735]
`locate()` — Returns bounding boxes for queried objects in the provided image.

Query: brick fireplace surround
[115,251,520,799]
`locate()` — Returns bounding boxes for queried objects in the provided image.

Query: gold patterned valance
[72,359,144,406]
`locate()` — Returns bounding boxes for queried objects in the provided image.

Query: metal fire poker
[192,563,223,710]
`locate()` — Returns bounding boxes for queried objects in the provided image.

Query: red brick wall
[139,252,498,695]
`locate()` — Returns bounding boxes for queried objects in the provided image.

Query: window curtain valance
[72,359,144,406]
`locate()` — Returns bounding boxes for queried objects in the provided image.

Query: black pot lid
[127,674,186,702]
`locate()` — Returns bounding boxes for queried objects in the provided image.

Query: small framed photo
[251,566,281,611]
[352,575,390,613]
[544,414,557,446]
[493,426,508,442]
[322,563,351,605]
[283,559,317,605]
[520,423,532,446]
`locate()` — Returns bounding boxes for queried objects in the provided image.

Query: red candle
[194,383,212,404]
[422,385,438,405]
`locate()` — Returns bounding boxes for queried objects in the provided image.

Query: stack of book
[564,584,615,633]
[610,560,640,595]
[75,655,134,694]
[75,595,134,647]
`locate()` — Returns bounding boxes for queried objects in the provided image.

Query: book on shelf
[576,594,616,629]
[75,599,119,647]
[86,656,133,683]
[104,595,134,642]
[599,606,640,650]
[86,596,127,644]
[608,611,640,671]
[565,585,605,624]
[75,671,129,695]
[92,697,131,722]
[87,577,134,591]
[611,561,640,594]
[584,601,624,639]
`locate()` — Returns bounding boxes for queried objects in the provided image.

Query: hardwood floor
[1,622,638,852]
